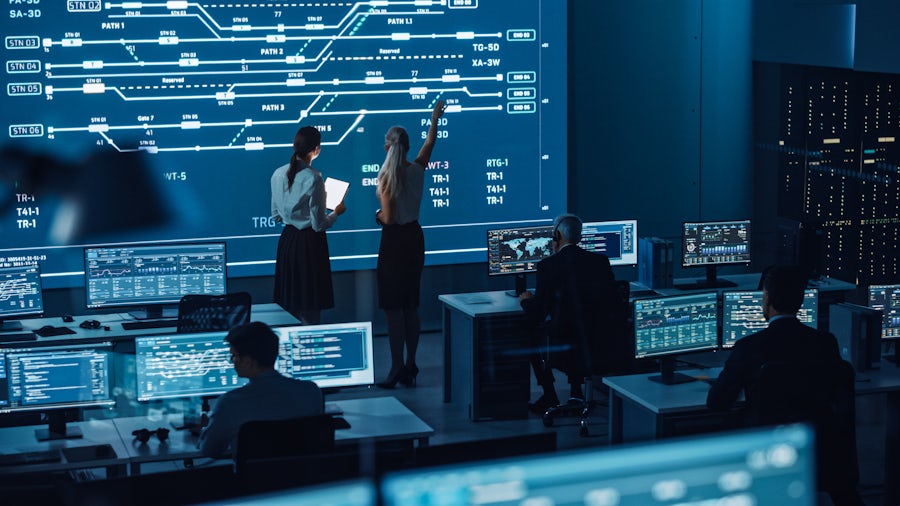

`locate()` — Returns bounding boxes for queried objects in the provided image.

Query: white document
[323,177,350,211]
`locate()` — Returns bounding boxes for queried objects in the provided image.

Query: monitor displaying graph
[867,284,900,339]
[634,292,719,359]
[722,289,819,348]
[135,331,243,402]
[84,242,227,310]
[0,264,44,323]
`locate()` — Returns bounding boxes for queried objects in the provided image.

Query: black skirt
[274,225,335,314]
[377,221,424,309]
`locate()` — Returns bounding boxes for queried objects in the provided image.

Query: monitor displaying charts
[867,284,900,339]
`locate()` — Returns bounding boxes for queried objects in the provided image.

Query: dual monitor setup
[0,322,375,441]
[487,219,751,295]
[635,289,819,384]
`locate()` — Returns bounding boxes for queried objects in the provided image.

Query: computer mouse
[61,315,74,323]
[79,319,102,330]
[39,325,57,333]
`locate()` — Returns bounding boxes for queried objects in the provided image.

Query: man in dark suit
[707,266,862,506]
[519,214,624,413]
[707,266,842,412]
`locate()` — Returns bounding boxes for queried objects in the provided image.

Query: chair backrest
[176,292,251,333]
[752,359,858,492]
[234,414,335,476]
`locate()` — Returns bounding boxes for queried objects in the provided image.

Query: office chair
[176,292,251,333]
[234,414,335,479]
[753,359,862,505]
[541,279,631,437]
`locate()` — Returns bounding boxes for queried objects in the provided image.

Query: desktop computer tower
[829,303,882,371]
[638,237,673,289]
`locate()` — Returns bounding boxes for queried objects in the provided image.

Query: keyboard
[0,331,37,343]
[0,449,62,467]
[34,326,76,337]
[122,319,178,330]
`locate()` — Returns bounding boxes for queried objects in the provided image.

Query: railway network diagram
[1,0,567,287]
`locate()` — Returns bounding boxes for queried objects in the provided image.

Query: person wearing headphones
[519,213,622,414]
[198,322,323,458]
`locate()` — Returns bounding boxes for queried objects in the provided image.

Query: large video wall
[1,0,567,288]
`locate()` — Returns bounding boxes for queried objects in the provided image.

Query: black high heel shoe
[399,365,418,387]
[376,367,406,389]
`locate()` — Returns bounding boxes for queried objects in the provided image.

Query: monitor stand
[0,320,24,332]
[674,265,737,290]
[505,273,528,297]
[128,305,178,320]
[648,356,698,385]
[35,411,83,441]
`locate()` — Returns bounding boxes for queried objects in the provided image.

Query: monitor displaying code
[634,292,719,358]
[0,343,114,412]
[581,219,638,266]
[275,322,374,389]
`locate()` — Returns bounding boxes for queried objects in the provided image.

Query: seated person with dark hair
[198,322,323,458]
[519,213,624,413]
[707,265,862,506]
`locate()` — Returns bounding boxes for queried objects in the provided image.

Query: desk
[0,419,128,477]
[110,396,433,475]
[438,291,531,421]
[2,303,299,347]
[605,363,900,504]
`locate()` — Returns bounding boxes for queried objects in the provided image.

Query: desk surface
[603,368,723,415]
[1,303,299,345]
[110,396,433,468]
[0,419,129,475]
[604,361,900,415]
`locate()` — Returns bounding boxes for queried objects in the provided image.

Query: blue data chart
[634,292,719,358]
[0,0,567,287]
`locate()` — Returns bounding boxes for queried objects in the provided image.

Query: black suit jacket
[707,316,842,413]
[520,244,624,374]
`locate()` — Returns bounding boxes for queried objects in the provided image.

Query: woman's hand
[432,100,446,122]
[334,201,347,216]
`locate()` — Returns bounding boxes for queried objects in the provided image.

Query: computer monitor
[486,225,555,295]
[0,265,44,332]
[199,480,375,506]
[381,424,815,506]
[135,331,244,402]
[274,322,375,389]
[867,284,900,339]
[0,342,114,440]
[580,219,638,266]
[722,288,819,348]
[634,292,719,384]
[679,220,751,289]
[84,242,227,319]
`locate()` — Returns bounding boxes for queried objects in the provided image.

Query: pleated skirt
[274,225,335,313]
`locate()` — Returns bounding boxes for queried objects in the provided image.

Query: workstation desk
[439,275,855,421]
[0,396,433,477]
[0,303,300,347]
[603,362,900,504]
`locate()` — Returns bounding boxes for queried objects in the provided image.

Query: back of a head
[293,126,321,157]
[553,213,582,243]
[226,321,279,367]
[762,265,806,314]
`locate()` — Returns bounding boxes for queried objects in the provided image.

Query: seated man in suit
[519,214,625,414]
[198,321,323,458]
[707,265,861,505]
